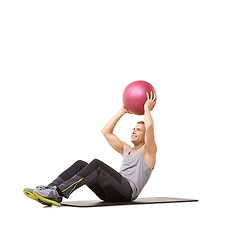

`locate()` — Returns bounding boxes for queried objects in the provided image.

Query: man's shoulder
[122,143,131,155]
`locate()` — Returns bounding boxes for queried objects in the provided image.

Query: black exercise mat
[61,197,198,207]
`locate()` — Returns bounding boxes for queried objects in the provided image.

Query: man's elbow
[101,128,111,136]
[101,129,107,135]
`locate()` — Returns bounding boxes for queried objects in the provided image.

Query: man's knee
[74,160,87,167]
[90,159,103,167]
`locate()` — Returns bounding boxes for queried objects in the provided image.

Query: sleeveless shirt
[120,147,153,200]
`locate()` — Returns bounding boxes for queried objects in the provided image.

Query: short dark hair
[137,121,145,125]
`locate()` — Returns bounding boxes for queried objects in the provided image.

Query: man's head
[131,121,145,146]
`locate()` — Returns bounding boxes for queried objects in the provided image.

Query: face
[131,123,145,145]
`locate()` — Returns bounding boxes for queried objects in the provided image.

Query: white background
[0,1,239,239]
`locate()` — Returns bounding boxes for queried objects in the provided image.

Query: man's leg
[91,165,133,202]
[49,160,88,187]
[58,159,132,201]
[34,159,133,205]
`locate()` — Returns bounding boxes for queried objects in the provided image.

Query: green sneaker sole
[23,188,50,206]
[33,190,61,206]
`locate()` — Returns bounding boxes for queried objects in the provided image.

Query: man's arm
[142,92,157,168]
[101,106,130,155]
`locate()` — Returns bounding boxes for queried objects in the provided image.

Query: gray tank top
[120,147,153,200]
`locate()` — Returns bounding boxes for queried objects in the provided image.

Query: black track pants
[49,159,133,202]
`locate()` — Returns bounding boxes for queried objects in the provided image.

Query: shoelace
[36,185,56,190]
[36,185,47,190]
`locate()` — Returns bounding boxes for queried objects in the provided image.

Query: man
[23,92,157,206]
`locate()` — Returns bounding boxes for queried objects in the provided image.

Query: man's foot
[33,186,62,206]
[23,186,51,205]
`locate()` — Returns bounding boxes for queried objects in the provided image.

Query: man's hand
[144,91,157,111]
[121,105,131,114]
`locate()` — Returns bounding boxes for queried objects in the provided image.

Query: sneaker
[33,185,62,206]
[23,186,50,205]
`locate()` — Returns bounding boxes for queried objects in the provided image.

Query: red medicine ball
[122,80,157,115]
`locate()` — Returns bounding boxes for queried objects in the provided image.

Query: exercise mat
[61,197,198,207]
